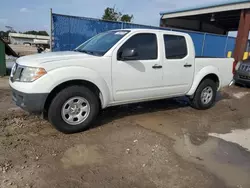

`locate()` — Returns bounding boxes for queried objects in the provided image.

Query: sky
[0,0,241,33]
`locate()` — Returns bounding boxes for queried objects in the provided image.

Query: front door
[112,32,163,102]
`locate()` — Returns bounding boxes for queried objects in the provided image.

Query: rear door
[162,33,195,95]
[111,32,164,102]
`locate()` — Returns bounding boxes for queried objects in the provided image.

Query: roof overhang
[161,1,250,19]
[160,1,250,34]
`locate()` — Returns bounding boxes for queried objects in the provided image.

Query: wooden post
[160,17,167,27]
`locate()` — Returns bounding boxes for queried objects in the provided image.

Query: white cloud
[20,8,30,13]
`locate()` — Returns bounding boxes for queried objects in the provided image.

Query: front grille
[239,75,250,80]
[239,64,250,72]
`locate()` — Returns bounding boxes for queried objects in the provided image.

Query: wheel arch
[43,79,104,118]
[187,66,220,96]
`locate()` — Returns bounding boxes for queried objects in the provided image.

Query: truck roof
[113,28,189,36]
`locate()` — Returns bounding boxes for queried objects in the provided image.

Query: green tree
[38,31,49,36]
[0,31,7,37]
[23,30,37,35]
[0,30,16,37]
[23,30,49,36]
[120,14,133,22]
[102,7,133,23]
[102,7,120,21]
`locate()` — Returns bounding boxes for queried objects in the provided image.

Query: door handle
[184,63,192,68]
[152,64,162,69]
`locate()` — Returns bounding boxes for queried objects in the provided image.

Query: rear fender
[186,66,220,96]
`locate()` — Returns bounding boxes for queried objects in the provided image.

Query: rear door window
[163,35,187,59]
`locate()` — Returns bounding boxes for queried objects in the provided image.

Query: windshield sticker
[114,31,127,35]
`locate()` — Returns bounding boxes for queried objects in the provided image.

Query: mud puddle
[133,109,250,188]
[175,133,250,188]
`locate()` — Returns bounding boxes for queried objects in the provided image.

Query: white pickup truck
[9,29,233,133]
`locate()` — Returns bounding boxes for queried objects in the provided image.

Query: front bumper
[11,87,48,114]
[234,72,250,87]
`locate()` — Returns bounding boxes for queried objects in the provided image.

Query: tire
[48,85,100,134]
[189,79,217,110]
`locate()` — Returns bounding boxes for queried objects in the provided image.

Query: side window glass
[164,35,187,59]
[118,33,158,60]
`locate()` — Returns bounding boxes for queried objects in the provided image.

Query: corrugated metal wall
[52,13,236,57]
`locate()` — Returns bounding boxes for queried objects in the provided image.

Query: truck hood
[16,51,97,67]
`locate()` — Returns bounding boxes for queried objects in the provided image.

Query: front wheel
[189,79,217,110]
[48,85,100,134]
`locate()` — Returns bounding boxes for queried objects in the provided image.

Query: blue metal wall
[52,13,235,57]
[203,34,228,57]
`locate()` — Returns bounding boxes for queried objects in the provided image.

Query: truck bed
[195,58,234,88]
[196,56,222,58]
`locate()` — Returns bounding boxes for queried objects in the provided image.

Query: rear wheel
[190,79,217,110]
[48,85,99,133]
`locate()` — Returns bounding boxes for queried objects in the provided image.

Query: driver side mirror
[121,48,138,60]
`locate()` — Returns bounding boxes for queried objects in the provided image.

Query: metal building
[8,33,50,45]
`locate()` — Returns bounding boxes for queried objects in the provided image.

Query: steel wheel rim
[201,86,213,105]
[61,96,90,125]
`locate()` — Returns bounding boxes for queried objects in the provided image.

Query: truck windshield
[75,30,130,56]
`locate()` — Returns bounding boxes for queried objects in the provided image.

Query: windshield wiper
[74,49,102,56]
[75,49,94,55]
[74,49,87,53]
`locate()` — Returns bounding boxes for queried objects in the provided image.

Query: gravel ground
[1,78,250,188]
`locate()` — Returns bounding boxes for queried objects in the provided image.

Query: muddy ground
[1,77,250,188]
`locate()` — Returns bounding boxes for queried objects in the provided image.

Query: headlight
[20,66,47,82]
[235,61,241,71]
[11,64,47,82]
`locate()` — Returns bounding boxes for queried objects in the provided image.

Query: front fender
[45,66,111,108]
[186,66,221,96]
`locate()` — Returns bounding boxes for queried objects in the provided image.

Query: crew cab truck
[9,29,233,133]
